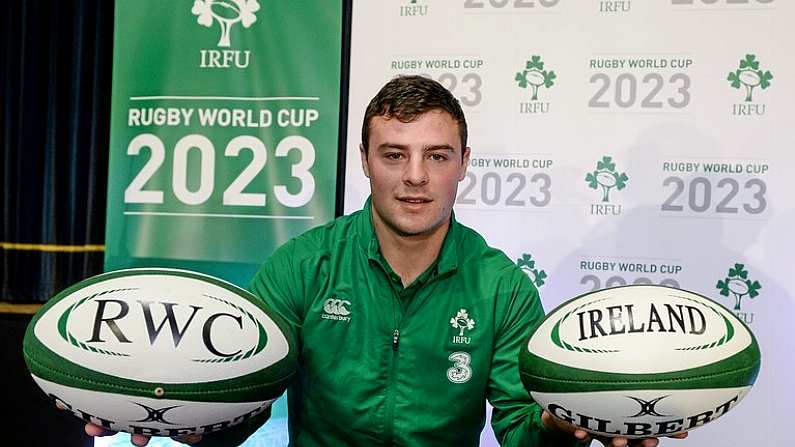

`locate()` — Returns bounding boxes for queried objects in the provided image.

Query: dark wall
[3,312,93,446]
[1,0,113,302]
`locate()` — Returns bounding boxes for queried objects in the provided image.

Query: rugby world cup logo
[59,292,271,363]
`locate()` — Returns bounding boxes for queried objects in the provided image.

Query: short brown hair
[361,75,467,153]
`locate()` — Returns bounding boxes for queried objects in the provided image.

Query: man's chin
[372,205,448,239]
[391,219,446,238]
[395,227,429,238]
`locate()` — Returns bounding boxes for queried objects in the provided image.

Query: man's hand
[84,423,202,446]
[541,410,688,446]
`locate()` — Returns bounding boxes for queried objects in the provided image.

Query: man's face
[361,109,470,238]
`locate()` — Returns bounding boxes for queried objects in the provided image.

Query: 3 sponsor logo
[447,351,473,384]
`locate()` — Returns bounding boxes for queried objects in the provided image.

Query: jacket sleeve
[249,238,308,329]
[193,239,303,447]
[487,268,583,447]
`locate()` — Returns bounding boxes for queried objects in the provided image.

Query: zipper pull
[392,329,400,351]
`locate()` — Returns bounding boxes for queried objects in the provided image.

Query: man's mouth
[397,196,432,204]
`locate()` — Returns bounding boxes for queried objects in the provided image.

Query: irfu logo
[400,0,428,16]
[586,156,629,203]
[192,0,261,48]
[450,309,475,336]
[727,54,773,102]
[716,263,762,311]
[515,55,557,101]
[516,253,548,288]
[450,309,475,345]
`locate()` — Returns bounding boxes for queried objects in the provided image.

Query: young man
[87,76,683,446]
[240,74,577,446]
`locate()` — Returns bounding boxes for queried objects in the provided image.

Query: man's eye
[429,153,448,161]
[385,152,402,160]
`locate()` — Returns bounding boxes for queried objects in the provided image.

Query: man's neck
[372,213,450,288]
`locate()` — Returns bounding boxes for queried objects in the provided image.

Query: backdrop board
[104,0,341,286]
[103,1,342,445]
[345,1,793,446]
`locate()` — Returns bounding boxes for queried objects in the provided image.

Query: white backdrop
[344,1,793,445]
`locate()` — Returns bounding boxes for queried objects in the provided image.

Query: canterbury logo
[323,298,351,316]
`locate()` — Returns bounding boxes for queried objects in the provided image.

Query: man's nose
[403,157,429,186]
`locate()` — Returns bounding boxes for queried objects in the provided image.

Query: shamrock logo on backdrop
[516,254,548,288]
[716,263,762,310]
[727,54,773,102]
[585,156,629,203]
[192,0,261,48]
[515,55,557,100]
[450,309,475,336]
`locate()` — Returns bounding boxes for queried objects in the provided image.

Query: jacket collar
[357,197,459,277]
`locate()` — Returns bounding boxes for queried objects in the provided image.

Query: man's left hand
[541,410,689,446]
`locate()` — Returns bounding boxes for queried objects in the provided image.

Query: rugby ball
[23,268,297,437]
[520,285,760,439]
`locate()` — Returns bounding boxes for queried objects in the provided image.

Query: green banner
[105,0,342,288]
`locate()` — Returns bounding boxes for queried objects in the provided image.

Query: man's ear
[360,143,371,178]
[459,146,471,181]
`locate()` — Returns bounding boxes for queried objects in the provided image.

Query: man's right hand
[84,423,149,447]
[84,423,202,446]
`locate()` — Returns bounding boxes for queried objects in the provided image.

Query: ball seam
[519,363,758,384]
[25,354,293,396]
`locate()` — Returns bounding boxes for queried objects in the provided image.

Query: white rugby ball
[23,268,297,437]
[520,285,760,439]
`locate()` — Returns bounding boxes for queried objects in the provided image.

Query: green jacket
[201,201,577,446]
